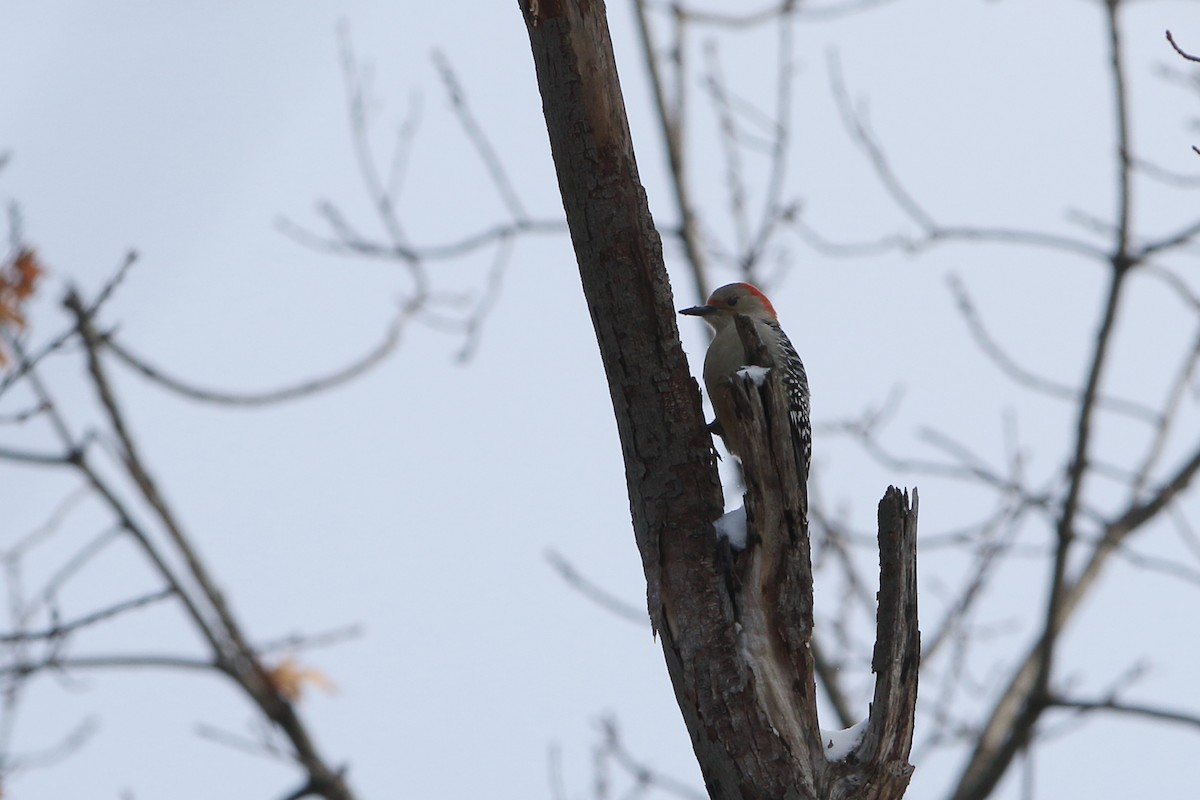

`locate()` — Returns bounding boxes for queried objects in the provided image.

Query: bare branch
[1131,324,1200,498]
[277,212,563,265]
[809,498,877,618]
[255,625,364,656]
[431,50,529,222]
[1033,264,1131,732]
[745,14,798,281]
[196,722,290,763]
[1145,264,1200,312]
[947,275,1160,425]
[0,487,91,572]
[1101,443,1200,547]
[826,51,932,231]
[451,231,514,362]
[1131,156,1200,187]
[949,7,1150,795]
[0,251,136,399]
[830,404,1057,517]
[598,717,708,800]
[1,654,216,677]
[950,440,1200,800]
[0,401,47,424]
[84,251,139,317]
[36,525,122,608]
[272,24,561,366]
[1166,30,1200,63]
[703,42,752,263]
[49,291,352,798]
[1168,503,1200,565]
[2,717,98,775]
[18,309,227,659]
[809,52,1109,264]
[630,0,711,301]
[1134,218,1200,259]
[545,549,648,626]
[667,0,898,27]
[0,589,174,643]
[337,23,411,257]
[103,311,406,407]
[1107,7,1133,258]
[698,10,798,285]
[921,507,1023,664]
[1108,540,1200,587]
[0,444,75,465]
[1050,696,1200,732]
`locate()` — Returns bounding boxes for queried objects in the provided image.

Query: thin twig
[1166,30,1200,63]
[195,722,290,762]
[742,11,797,281]
[103,312,406,407]
[631,0,711,301]
[0,252,135,398]
[1135,218,1200,259]
[545,549,647,625]
[0,401,47,424]
[453,229,514,362]
[667,0,896,27]
[337,23,411,259]
[1050,696,1200,731]
[921,505,1024,663]
[2,717,98,774]
[811,53,1108,264]
[1130,156,1200,187]
[703,42,751,263]
[255,625,365,655]
[432,50,528,222]
[1,654,216,677]
[277,213,563,264]
[598,716,707,800]
[947,275,1159,424]
[0,444,75,465]
[1130,325,1200,498]
[1108,541,1200,587]
[0,589,174,643]
[36,525,122,609]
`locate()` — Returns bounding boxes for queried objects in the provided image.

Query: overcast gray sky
[3,1,1199,799]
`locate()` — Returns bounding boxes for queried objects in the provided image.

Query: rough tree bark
[518,2,919,797]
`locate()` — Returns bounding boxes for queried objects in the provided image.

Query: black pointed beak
[679,305,715,317]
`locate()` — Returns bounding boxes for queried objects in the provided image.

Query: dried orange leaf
[264,656,337,701]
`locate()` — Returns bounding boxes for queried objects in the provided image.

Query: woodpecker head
[679,282,778,332]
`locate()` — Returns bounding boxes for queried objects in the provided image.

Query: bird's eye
[727,297,739,306]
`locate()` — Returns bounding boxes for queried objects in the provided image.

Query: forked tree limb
[520,5,918,797]
[722,322,920,799]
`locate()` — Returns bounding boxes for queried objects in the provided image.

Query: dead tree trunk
[518,2,919,797]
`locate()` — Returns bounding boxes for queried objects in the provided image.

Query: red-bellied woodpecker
[680,282,811,480]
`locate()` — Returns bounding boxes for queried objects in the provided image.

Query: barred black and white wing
[765,320,811,485]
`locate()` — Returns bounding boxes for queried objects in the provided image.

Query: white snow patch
[714,505,748,550]
[821,718,868,761]
[737,365,771,386]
